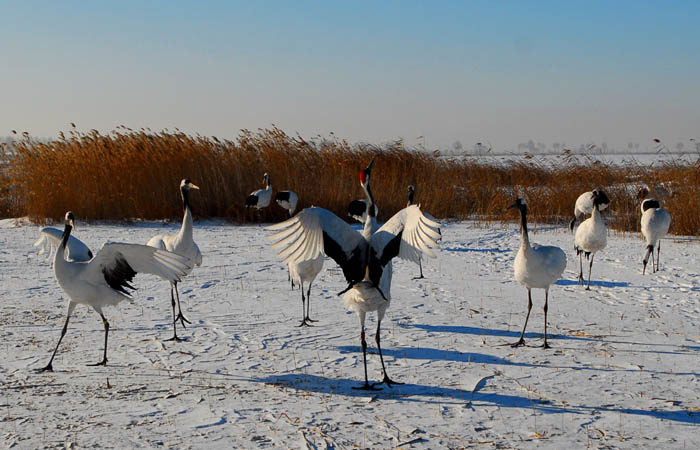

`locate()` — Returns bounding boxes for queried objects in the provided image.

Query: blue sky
[2,1,698,151]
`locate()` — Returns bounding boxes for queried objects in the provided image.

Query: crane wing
[368,205,441,285]
[80,243,191,295]
[267,207,367,285]
[34,227,93,262]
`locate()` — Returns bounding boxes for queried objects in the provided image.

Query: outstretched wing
[34,227,93,262]
[267,207,367,285]
[80,243,191,295]
[368,205,441,285]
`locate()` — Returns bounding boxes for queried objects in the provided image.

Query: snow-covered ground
[1,218,698,449]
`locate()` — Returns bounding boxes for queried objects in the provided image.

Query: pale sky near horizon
[1,1,698,151]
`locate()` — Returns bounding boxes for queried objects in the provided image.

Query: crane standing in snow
[274,189,324,326]
[640,198,671,274]
[508,199,566,348]
[147,179,202,341]
[574,190,609,290]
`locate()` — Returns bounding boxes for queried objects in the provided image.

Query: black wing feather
[103,255,137,295]
[368,230,403,286]
[275,191,290,202]
[322,231,366,286]
[245,194,258,207]
[347,200,367,218]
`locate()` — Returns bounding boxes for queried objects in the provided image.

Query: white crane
[507,198,566,348]
[38,212,190,372]
[569,189,609,231]
[147,179,202,341]
[274,189,324,326]
[574,190,609,290]
[245,173,272,209]
[267,157,441,389]
[640,198,671,274]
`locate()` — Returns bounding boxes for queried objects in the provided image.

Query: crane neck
[363,182,375,218]
[179,188,193,239]
[56,223,72,263]
[407,190,415,206]
[519,207,531,250]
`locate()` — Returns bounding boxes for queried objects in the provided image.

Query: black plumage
[102,255,137,295]
[245,194,259,207]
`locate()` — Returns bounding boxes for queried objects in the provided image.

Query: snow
[1,218,699,448]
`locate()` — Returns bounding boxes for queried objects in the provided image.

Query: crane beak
[366,156,377,170]
[190,183,200,190]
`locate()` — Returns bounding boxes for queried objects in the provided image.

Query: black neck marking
[181,186,191,212]
[642,199,660,211]
[61,224,73,249]
[366,183,376,218]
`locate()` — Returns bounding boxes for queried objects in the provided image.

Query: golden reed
[1,127,698,236]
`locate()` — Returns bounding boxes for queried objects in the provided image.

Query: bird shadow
[336,345,537,367]
[555,279,629,288]
[248,372,558,409]
[248,373,700,423]
[443,247,508,253]
[402,323,598,342]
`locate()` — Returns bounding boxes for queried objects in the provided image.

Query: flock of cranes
[32,157,672,389]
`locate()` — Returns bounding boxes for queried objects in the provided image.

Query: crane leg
[655,240,661,272]
[306,283,317,322]
[298,281,312,327]
[512,289,532,347]
[37,303,76,372]
[376,319,403,387]
[540,291,551,349]
[586,255,595,290]
[166,286,185,342]
[412,260,425,280]
[87,313,109,366]
[352,324,381,391]
[173,282,191,328]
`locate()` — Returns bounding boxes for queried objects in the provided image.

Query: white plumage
[288,254,324,325]
[574,190,609,290]
[570,189,609,231]
[245,173,272,209]
[34,227,93,263]
[38,212,190,372]
[147,179,202,341]
[267,157,440,389]
[508,198,566,348]
[406,184,441,279]
[640,198,671,274]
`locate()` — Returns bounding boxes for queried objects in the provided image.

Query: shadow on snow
[248,373,700,424]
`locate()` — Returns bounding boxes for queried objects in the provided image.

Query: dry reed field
[1,126,698,235]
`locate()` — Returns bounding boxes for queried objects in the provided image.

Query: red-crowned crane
[267,157,440,389]
[147,179,202,341]
[507,199,566,348]
[640,198,671,274]
[574,190,609,289]
[38,212,190,372]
